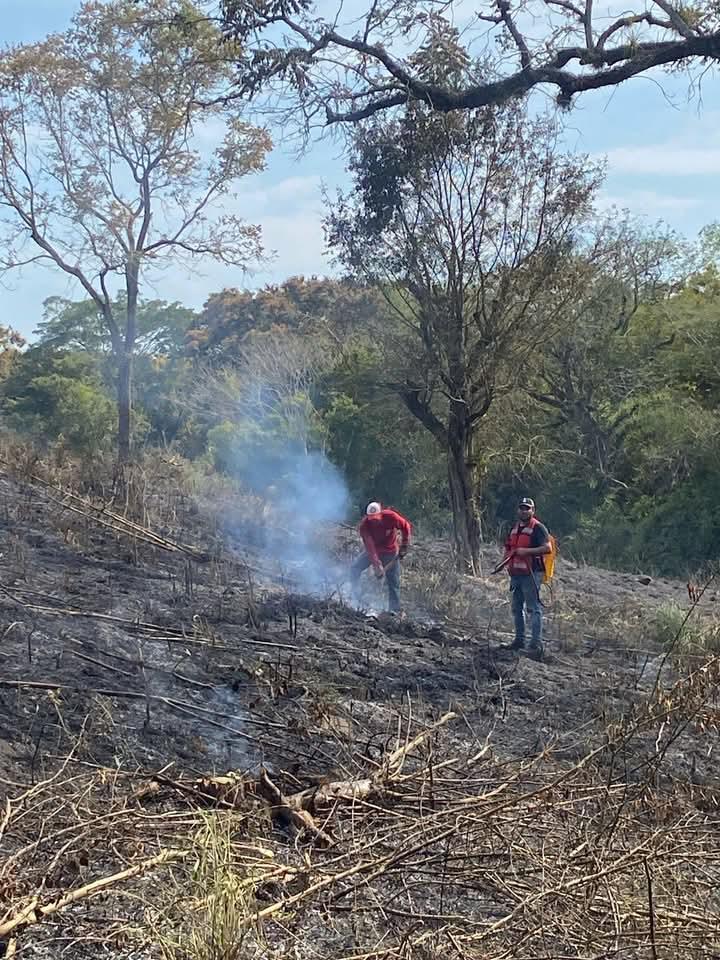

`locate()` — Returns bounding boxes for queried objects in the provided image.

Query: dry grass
[402,551,490,628]
[150,812,263,960]
[656,601,720,647]
[3,675,720,958]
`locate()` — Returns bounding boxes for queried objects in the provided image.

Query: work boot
[526,643,544,662]
[509,637,525,651]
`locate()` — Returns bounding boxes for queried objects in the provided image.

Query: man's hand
[514,547,530,557]
[398,545,408,560]
[374,563,385,579]
[493,553,513,574]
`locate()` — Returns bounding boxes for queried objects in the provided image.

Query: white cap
[366,501,382,515]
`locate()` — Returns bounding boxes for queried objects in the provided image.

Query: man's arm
[516,544,551,557]
[359,520,381,567]
[514,524,551,558]
[389,511,412,554]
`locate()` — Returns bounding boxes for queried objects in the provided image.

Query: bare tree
[221,0,720,126]
[327,103,608,573]
[186,326,331,448]
[0,0,270,461]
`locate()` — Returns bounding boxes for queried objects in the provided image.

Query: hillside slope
[1,454,719,959]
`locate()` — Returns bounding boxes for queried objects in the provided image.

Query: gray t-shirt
[529,521,549,571]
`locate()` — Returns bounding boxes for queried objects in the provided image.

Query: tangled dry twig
[2,690,720,957]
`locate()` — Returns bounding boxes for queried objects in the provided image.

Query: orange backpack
[543,534,558,584]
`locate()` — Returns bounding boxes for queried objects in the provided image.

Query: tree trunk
[447,420,481,575]
[118,258,139,463]
[117,350,132,463]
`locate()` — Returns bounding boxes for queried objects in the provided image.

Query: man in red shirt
[350,501,412,613]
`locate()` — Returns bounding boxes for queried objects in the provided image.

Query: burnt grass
[1,451,720,958]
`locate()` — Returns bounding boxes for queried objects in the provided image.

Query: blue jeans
[510,572,543,646]
[351,551,401,612]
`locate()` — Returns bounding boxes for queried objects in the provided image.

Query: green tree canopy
[327,99,605,572]
[36,296,198,357]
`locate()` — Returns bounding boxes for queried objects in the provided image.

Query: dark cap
[518,497,535,509]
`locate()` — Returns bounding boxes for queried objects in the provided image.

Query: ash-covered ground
[1,456,719,959]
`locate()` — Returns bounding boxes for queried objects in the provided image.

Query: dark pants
[351,551,401,612]
[510,572,543,647]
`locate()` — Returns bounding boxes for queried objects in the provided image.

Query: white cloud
[219,173,333,281]
[234,175,324,217]
[597,188,703,216]
[258,211,333,279]
[604,145,720,176]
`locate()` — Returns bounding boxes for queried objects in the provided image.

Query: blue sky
[1,1,719,339]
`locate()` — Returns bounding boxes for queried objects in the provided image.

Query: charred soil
[1,449,719,958]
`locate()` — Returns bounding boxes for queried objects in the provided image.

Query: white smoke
[195,328,352,597]
[261,448,350,595]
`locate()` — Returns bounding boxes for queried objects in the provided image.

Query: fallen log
[292,776,377,814]
[290,710,456,814]
[258,770,333,848]
[138,711,457,846]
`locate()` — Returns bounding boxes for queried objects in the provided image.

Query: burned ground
[1,450,719,958]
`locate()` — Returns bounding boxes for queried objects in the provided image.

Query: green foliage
[0,349,117,454]
[633,269,720,407]
[318,342,448,529]
[323,392,448,530]
[36,296,198,357]
[33,295,200,450]
[542,407,720,575]
[554,255,720,574]
[206,421,241,476]
[134,354,198,449]
[470,225,720,575]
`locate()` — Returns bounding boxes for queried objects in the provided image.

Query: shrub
[648,602,720,656]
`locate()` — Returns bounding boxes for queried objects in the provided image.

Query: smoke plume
[194,327,352,595]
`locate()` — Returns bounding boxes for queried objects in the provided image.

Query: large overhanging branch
[222,0,720,122]
[321,33,720,120]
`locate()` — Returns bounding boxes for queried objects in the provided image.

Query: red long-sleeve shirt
[359,509,412,565]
